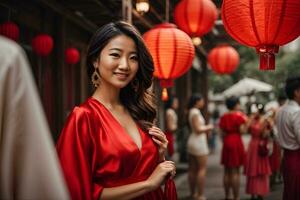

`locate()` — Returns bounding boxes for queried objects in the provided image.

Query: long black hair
[187,94,203,109]
[225,96,240,110]
[285,76,300,99]
[86,21,156,131]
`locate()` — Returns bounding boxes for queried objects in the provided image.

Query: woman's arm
[100,161,176,200]
[191,115,213,134]
[166,111,177,132]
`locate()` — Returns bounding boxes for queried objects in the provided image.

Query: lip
[113,72,129,80]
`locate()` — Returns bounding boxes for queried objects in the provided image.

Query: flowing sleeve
[57,108,103,200]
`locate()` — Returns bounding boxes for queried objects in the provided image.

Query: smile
[113,72,129,80]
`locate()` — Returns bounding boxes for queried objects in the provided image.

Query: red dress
[219,111,247,167]
[56,98,177,200]
[165,131,175,157]
[269,140,281,173]
[244,119,271,196]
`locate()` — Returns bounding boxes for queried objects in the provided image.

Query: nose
[118,57,130,71]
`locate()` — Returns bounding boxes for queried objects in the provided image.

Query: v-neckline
[90,97,143,151]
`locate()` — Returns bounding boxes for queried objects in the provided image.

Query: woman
[187,94,213,200]
[244,104,272,200]
[56,21,176,200]
[164,96,179,159]
[219,97,248,200]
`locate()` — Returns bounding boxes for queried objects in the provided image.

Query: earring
[91,69,100,88]
[131,78,139,92]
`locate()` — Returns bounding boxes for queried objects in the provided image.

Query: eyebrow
[109,48,137,54]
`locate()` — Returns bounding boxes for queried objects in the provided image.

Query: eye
[130,55,138,61]
[109,53,120,58]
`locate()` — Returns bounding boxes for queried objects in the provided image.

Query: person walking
[276,76,300,200]
[56,21,177,200]
[244,103,272,200]
[187,94,213,200]
[219,97,248,200]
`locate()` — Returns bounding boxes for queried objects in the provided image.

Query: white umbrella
[223,77,273,97]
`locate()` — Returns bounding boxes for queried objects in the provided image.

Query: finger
[150,126,163,132]
[152,137,164,147]
[170,170,176,178]
[149,127,165,136]
[165,163,176,170]
[149,130,166,140]
[164,160,175,165]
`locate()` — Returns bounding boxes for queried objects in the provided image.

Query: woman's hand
[146,161,176,191]
[149,126,168,161]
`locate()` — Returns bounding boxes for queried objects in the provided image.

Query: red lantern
[208,45,239,74]
[143,23,195,100]
[0,21,20,41]
[32,34,54,56]
[174,0,218,38]
[222,0,300,70]
[65,47,80,64]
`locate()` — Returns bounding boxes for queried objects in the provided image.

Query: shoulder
[65,100,96,124]
[166,108,176,116]
[220,112,229,120]
[189,108,200,115]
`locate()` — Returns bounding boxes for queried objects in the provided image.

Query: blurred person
[244,103,272,200]
[276,76,300,200]
[0,36,69,199]
[219,97,248,200]
[269,95,286,187]
[164,96,179,159]
[208,109,220,154]
[56,21,177,200]
[187,94,213,200]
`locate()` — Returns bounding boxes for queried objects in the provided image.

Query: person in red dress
[56,21,177,200]
[244,103,272,200]
[219,97,248,200]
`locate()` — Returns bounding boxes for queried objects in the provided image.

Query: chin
[112,82,130,89]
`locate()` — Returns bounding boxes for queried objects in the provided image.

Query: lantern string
[165,0,169,22]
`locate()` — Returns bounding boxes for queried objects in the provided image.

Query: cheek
[131,63,139,75]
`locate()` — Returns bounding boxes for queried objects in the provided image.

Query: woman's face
[172,98,179,110]
[195,99,205,109]
[94,35,139,89]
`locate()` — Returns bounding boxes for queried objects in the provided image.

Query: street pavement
[174,135,283,200]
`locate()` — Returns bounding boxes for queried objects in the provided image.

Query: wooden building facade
[0,0,226,140]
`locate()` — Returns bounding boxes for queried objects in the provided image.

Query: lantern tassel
[259,53,275,70]
[162,88,169,101]
[256,45,279,71]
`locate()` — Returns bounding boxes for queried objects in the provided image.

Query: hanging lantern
[208,45,239,74]
[222,0,300,70]
[32,34,54,56]
[0,21,20,41]
[174,0,218,41]
[136,0,150,14]
[65,47,80,64]
[143,23,195,100]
